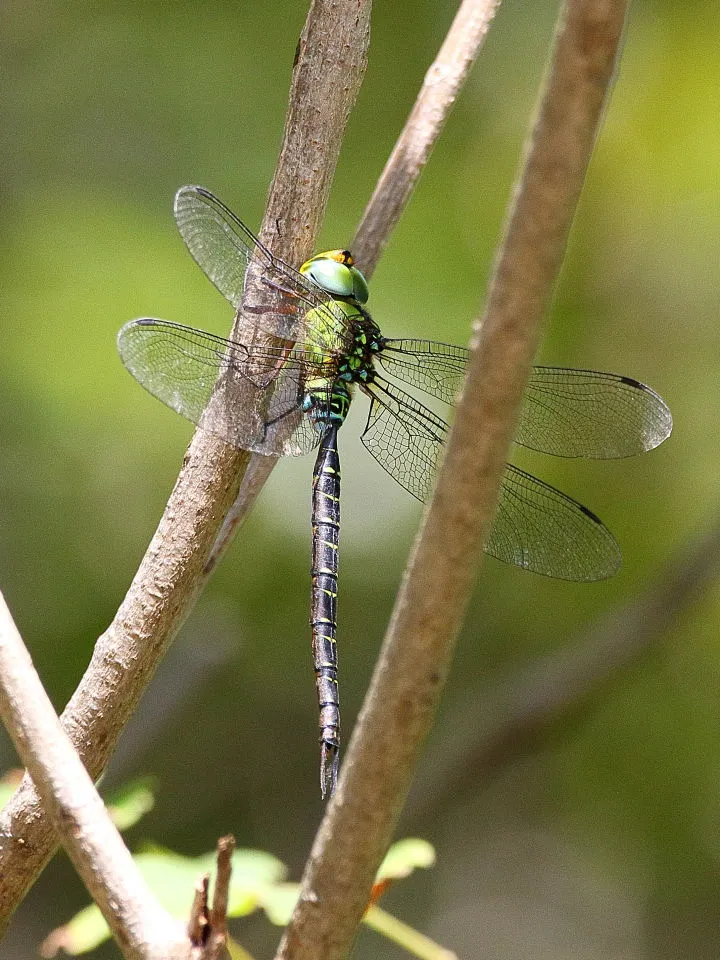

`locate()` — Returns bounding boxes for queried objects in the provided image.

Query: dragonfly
[118,185,673,797]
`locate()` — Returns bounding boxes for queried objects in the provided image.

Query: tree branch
[276,1,629,958]
[352,0,501,277]
[0,0,371,932]
[0,592,188,960]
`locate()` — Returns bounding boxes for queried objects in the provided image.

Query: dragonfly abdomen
[311,423,342,798]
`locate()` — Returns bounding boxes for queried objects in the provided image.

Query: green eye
[304,259,355,297]
[301,255,369,304]
[350,267,369,304]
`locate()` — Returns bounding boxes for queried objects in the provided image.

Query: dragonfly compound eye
[301,255,369,304]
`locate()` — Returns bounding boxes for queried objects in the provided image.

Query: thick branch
[277,2,629,958]
[0,0,371,931]
[0,593,187,960]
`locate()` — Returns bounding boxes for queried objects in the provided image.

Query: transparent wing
[378,340,671,458]
[378,339,467,405]
[117,318,331,456]
[361,377,447,502]
[361,376,620,580]
[173,185,351,346]
[518,367,672,458]
[486,465,620,581]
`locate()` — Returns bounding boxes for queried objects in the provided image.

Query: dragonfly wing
[488,464,621,580]
[519,367,673,458]
[361,376,620,580]
[377,339,468,405]
[379,342,671,459]
[117,318,327,457]
[361,376,448,503]
[174,185,349,345]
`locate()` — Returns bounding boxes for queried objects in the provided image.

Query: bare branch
[187,876,210,948]
[352,0,500,277]
[202,836,236,960]
[0,592,188,959]
[277,2,630,957]
[0,0,371,931]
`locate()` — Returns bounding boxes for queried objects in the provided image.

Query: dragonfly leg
[311,425,341,798]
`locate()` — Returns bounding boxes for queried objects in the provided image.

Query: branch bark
[277,1,629,958]
[0,592,188,960]
[0,0,371,932]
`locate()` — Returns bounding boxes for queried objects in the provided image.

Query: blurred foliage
[1,0,720,958]
[44,823,440,960]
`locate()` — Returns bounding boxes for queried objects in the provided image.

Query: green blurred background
[2,0,719,956]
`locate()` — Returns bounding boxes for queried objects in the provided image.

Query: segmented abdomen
[310,423,341,798]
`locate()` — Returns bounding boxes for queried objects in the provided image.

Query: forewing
[519,367,673,458]
[377,339,468,405]
[174,185,348,345]
[117,318,328,456]
[378,342,671,459]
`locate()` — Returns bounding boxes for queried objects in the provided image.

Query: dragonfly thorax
[303,309,381,430]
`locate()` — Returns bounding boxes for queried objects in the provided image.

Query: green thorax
[300,250,382,426]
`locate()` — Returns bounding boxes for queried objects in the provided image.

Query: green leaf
[45,846,286,954]
[133,848,286,918]
[257,882,300,926]
[376,838,436,882]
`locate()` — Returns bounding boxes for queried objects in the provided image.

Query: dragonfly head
[300,250,369,305]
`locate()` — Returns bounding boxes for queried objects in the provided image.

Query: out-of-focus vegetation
[1,1,719,957]
[44,813,439,960]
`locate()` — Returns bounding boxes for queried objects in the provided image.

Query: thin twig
[0,0,371,932]
[0,592,188,960]
[187,876,211,947]
[194,836,236,960]
[352,0,501,278]
[276,2,630,958]
[407,518,720,822]
[210,836,235,936]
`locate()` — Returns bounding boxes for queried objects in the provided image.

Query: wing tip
[173,183,210,210]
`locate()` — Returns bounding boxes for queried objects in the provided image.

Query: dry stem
[0,592,188,959]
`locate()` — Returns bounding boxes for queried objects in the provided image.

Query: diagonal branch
[0,0,371,932]
[276,2,630,958]
[206,0,501,576]
[0,592,188,960]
